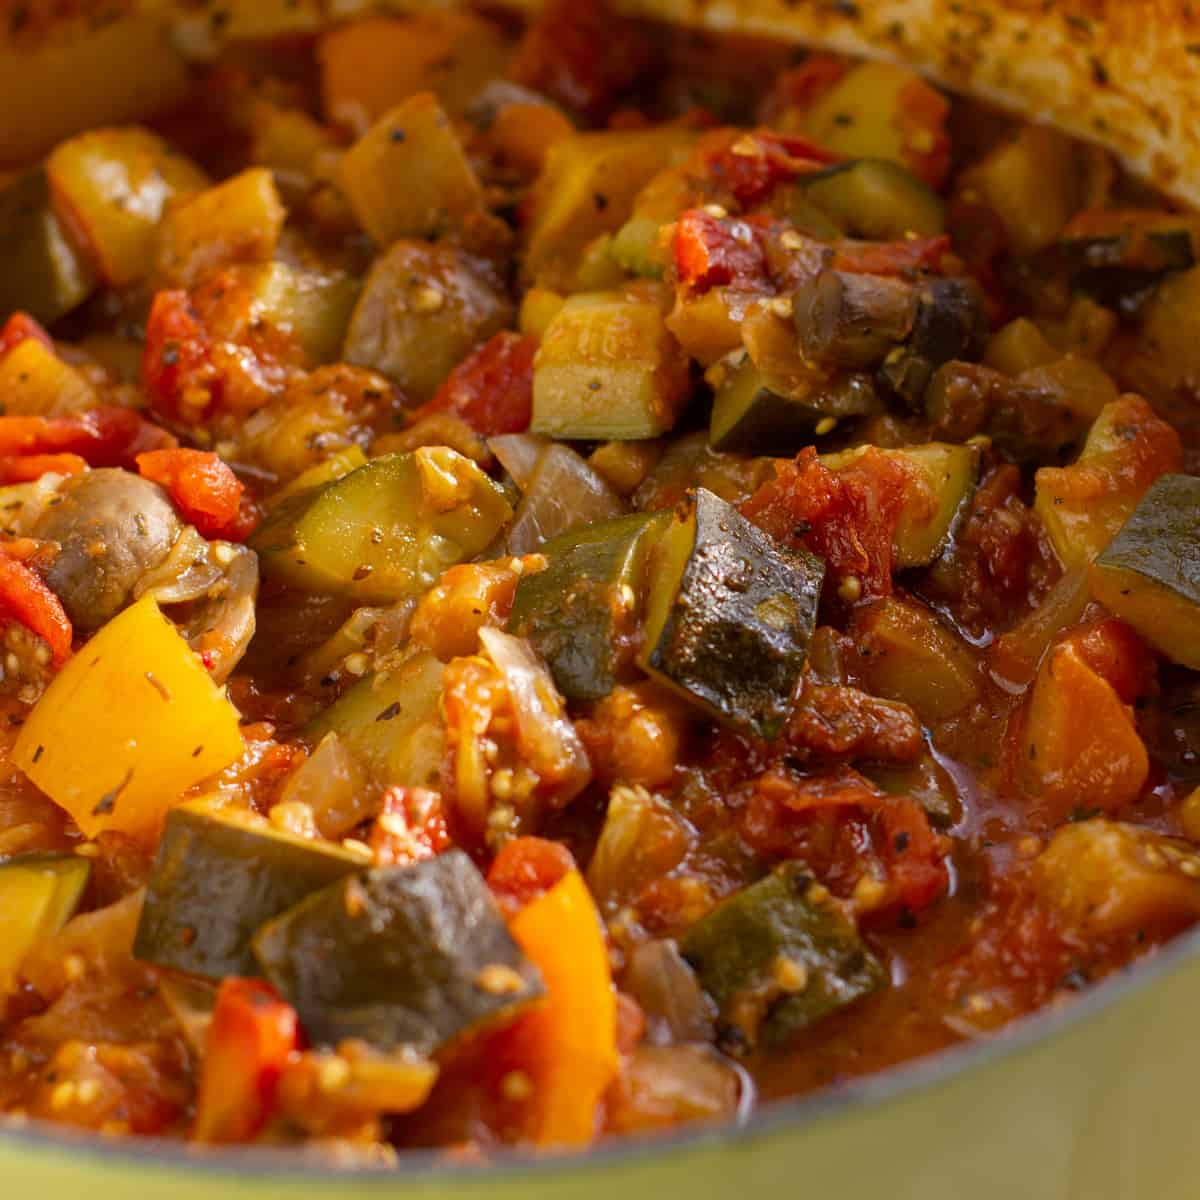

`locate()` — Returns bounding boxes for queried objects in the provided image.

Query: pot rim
[5,914,1199,1186]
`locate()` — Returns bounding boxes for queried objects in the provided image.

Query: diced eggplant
[877,278,988,408]
[639,488,824,740]
[338,93,485,247]
[252,850,543,1055]
[530,285,691,440]
[344,240,513,402]
[46,127,208,288]
[681,861,884,1050]
[1090,474,1200,669]
[133,803,368,980]
[0,854,91,995]
[0,170,95,325]
[801,159,945,240]
[251,448,512,603]
[821,442,979,568]
[709,358,878,454]
[508,512,669,701]
[304,651,446,790]
[793,268,918,370]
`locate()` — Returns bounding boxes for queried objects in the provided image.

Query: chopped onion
[279,731,375,840]
[504,444,626,555]
[171,543,259,683]
[134,526,223,605]
[606,1044,751,1135]
[489,433,551,492]
[624,939,717,1045]
[478,627,591,804]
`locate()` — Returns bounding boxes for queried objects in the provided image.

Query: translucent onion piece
[489,433,550,493]
[624,939,717,1046]
[606,1044,750,1136]
[134,525,223,605]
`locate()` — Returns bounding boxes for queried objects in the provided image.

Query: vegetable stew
[1,0,1200,1162]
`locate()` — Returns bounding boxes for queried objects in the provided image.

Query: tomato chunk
[416,332,536,437]
[0,544,73,668]
[0,313,54,359]
[136,448,251,541]
[369,786,452,868]
[674,209,769,293]
[193,978,299,1144]
[488,835,576,917]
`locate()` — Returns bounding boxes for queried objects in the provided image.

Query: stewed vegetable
[2,0,1200,1164]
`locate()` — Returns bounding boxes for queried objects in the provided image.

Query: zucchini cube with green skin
[304,651,446,790]
[508,512,670,702]
[709,358,878,454]
[0,170,95,325]
[251,448,512,604]
[681,861,885,1050]
[639,488,824,741]
[531,286,691,440]
[0,854,91,995]
[801,158,945,240]
[1090,474,1200,669]
[133,803,369,980]
[242,262,361,365]
[821,442,979,569]
[252,850,543,1056]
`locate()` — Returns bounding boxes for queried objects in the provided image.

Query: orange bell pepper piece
[194,978,299,1144]
[505,868,618,1148]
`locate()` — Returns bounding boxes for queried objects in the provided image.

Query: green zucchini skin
[1091,473,1200,668]
[252,850,542,1056]
[507,511,669,702]
[681,861,885,1050]
[641,488,824,741]
[0,169,95,325]
[1061,226,1195,309]
[709,358,878,454]
[801,158,945,240]
[132,804,368,980]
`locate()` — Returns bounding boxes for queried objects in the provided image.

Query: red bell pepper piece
[0,313,54,359]
[136,448,254,541]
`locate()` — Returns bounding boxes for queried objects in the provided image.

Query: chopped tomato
[701,129,837,210]
[741,446,912,603]
[0,407,175,467]
[896,77,952,189]
[369,786,452,868]
[193,978,299,1144]
[0,454,87,483]
[142,290,215,423]
[1061,617,1154,706]
[416,332,536,437]
[488,836,576,917]
[674,209,769,293]
[832,234,952,277]
[136,448,252,541]
[759,55,850,125]
[0,543,73,667]
[0,313,54,359]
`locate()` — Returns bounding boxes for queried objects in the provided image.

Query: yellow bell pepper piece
[507,869,618,1148]
[13,596,244,840]
[0,338,96,416]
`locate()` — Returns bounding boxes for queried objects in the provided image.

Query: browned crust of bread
[601,0,1200,208]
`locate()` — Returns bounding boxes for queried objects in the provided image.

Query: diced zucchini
[610,215,668,278]
[783,190,844,241]
[852,597,980,722]
[508,512,669,701]
[338,93,484,246]
[154,167,286,290]
[681,862,884,1049]
[252,449,512,603]
[343,240,513,401]
[243,262,361,365]
[0,338,96,416]
[531,285,691,440]
[523,128,695,289]
[268,445,368,506]
[800,62,942,172]
[0,854,91,996]
[802,159,945,240]
[709,358,877,454]
[304,651,446,790]
[252,850,543,1055]
[1090,475,1200,669]
[967,125,1080,255]
[639,488,824,740]
[0,170,95,325]
[133,803,368,980]
[46,127,208,287]
[822,442,979,568]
